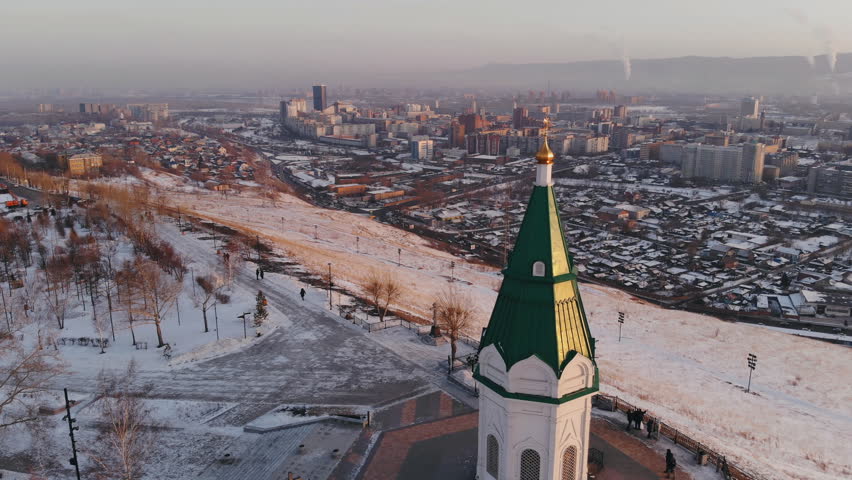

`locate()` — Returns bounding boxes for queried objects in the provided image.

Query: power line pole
[62,388,81,480]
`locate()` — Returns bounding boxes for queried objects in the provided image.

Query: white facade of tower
[476,345,596,480]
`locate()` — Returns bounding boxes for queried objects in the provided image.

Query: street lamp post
[327,263,333,310]
[238,312,251,339]
[746,353,757,393]
[618,312,625,342]
[213,302,219,339]
[62,388,81,480]
[215,304,220,341]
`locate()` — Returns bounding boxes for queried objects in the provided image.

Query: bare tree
[0,329,64,429]
[194,273,223,333]
[116,265,140,346]
[87,361,156,480]
[363,270,403,322]
[436,287,475,368]
[127,257,181,348]
[43,254,73,330]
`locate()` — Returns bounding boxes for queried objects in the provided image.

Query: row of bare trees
[361,270,475,366]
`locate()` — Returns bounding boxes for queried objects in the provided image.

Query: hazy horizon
[3,0,852,89]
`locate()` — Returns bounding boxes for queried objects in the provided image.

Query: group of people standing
[625,408,676,477]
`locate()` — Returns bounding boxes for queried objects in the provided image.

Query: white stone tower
[474,123,598,480]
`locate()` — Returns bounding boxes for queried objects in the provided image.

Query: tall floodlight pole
[63,388,81,480]
[746,353,757,393]
[618,311,625,342]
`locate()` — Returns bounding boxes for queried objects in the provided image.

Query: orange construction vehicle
[0,187,28,209]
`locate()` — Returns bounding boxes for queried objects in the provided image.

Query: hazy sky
[2,0,851,89]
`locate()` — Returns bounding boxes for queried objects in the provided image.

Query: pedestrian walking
[260,268,265,279]
[255,268,260,280]
[300,288,306,301]
[665,449,676,477]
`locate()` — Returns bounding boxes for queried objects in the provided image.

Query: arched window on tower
[520,449,541,480]
[532,261,545,277]
[486,435,499,478]
[561,446,577,480]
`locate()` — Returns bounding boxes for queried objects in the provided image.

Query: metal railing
[594,393,764,480]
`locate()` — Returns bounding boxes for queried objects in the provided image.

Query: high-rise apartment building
[613,105,628,119]
[281,98,308,120]
[681,143,765,184]
[806,160,852,197]
[312,85,327,111]
[449,121,466,148]
[458,113,486,133]
[741,97,760,118]
[128,103,169,122]
[410,136,434,160]
[741,143,765,184]
[512,107,528,129]
[766,151,799,176]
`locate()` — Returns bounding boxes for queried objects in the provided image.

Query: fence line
[340,308,431,334]
[594,393,765,480]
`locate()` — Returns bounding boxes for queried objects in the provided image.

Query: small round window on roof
[532,261,545,277]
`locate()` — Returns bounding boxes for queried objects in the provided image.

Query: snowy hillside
[139,170,851,479]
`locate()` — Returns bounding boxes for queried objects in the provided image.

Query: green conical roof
[478,185,595,378]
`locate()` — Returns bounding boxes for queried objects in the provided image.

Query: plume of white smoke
[804,55,815,68]
[786,9,838,73]
[785,8,837,71]
[622,54,632,81]
[619,37,631,82]
[825,38,837,73]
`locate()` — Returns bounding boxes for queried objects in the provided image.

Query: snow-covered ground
[136,169,852,480]
[40,227,290,378]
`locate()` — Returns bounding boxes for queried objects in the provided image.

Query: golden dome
[535,137,555,165]
[536,118,554,164]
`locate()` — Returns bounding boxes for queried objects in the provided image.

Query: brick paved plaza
[358,412,693,480]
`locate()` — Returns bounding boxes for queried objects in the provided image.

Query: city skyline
[3,0,852,89]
